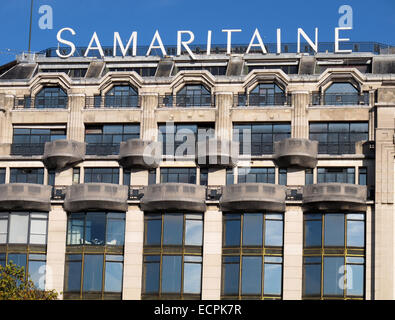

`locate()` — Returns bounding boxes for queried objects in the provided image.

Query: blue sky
[0,0,394,64]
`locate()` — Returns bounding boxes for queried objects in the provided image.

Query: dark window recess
[175,66,227,76]
[160,168,197,184]
[85,124,140,155]
[309,122,368,155]
[238,167,275,184]
[73,168,80,185]
[175,85,212,107]
[234,123,291,156]
[305,169,314,185]
[123,169,131,186]
[226,168,234,185]
[324,83,359,105]
[358,167,367,185]
[317,167,355,184]
[11,128,66,156]
[238,83,286,107]
[108,67,156,77]
[247,65,298,74]
[10,168,44,184]
[103,85,139,108]
[0,169,5,184]
[279,169,287,185]
[148,169,156,185]
[40,68,87,77]
[84,168,120,184]
[200,168,208,186]
[47,170,56,186]
[34,86,68,109]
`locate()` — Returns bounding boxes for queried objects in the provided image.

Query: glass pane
[324,214,345,247]
[347,220,365,247]
[146,218,162,245]
[0,216,8,244]
[223,258,240,295]
[323,256,344,296]
[304,264,321,296]
[305,220,322,247]
[185,220,203,246]
[144,259,160,293]
[85,213,106,245]
[161,255,182,293]
[163,214,183,245]
[29,219,47,245]
[346,264,364,296]
[29,260,46,290]
[183,262,202,294]
[241,256,262,295]
[105,262,123,292]
[83,255,103,292]
[8,213,29,244]
[224,217,241,247]
[65,259,81,292]
[106,218,125,245]
[8,253,26,270]
[67,215,84,245]
[264,263,282,295]
[243,214,263,246]
[265,220,283,247]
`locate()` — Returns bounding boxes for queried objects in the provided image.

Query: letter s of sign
[338,5,353,28]
[56,28,76,58]
[38,5,53,30]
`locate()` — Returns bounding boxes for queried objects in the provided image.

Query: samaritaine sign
[55,27,353,59]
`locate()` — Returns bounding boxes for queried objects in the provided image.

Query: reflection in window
[104,85,139,108]
[303,213,365,299]
[324,83,359,105]
[176,85,212,107]
[143,213,203,298]
[248,83,286,106]
[35,86,68,109]
[234,123,291,156]
[67,212,125,246]
[9,168,44,185]
[222,213,283,299]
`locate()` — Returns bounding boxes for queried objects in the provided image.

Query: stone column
[141,93,158,141]
[0,94,14,155]
[67,94,85,142]
[291,91,309,139]
[215,92,233,141]
[122,206,144,300]
[282,206,303,300]
[201,207,222,300]
[45,205,67,299]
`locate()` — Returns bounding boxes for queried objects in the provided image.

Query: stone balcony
[196,139,239,168]
[140,183,207,212]
[64,183,129,212]
[119,139,161,169]
[43,140,86,170]
[220,183,286,212]
[303,183,367,211]
[0,183,52,211]
[274,138,318,169]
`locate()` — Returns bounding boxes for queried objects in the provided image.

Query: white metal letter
[146,30,167,57]
[206,30,212,56]
[297,28,318,53]
[335,27,352,53]
[246,28,267,54]
[177,30,196,60]
[277,28,281,54]
[222,29,242,54]
[84,32,104,58]
[113,32,137,57]
[56,27,76,58]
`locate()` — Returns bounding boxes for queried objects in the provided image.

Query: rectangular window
[358,167,367,185]
[143,255,160,294]
[234,123,291,155]
[161,255,182,293]
[263,256,283,295]
[279,168,287,185]
[47,170,56,186]
[160,167,196,184]
[10,168,44,184]
[317,167,355,184]
[241,256,262,295]
[309,122,368,154]
[163,214,183,245]
[29,213,48,245]
[148,169,156,185]
[106,212,126,246]
[8,212,29,244]
[183,256,202,294]
[84,167,119,184]
[0,168,5,184]
[303,257,322,296]
[226,168,234,185]
[238,167,275,184]
[199,168,208,186]
[222,256,240,295]
[0,213,8,243]
[65,255,82,292]
[104,255,123,293]
[123,169,131,186]
[83,254,104,292]
[28,254,46,290]
[305,169,314,185]
[72,168,80,184]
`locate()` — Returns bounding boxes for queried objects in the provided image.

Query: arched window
[35,86,68,109]
[324,82,359,105]
[176,84,212,107]
[249,83,286,106]
[105,85,139,108]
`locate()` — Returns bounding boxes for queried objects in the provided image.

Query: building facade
[0,43,394,300]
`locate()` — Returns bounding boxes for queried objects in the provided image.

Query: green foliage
[0,262,58,300]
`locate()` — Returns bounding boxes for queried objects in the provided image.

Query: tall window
[85,124,140,155]
[324,83,359,105]
[0,169,5,184]
[233,123,291,156]
[317,168,355,184]
[247,83,286,106]
[303,213,365,299]
[143,213,203,298]
[309,122,368,155]
[35,86,68,109]
[11,128,66,156]
[237,167,275,184]
[222,213,284,299]
[175,84,212,107]
[160,168,197,184]
[103,85,139,108]
[10,168,44,184]
[84,168,120,184]
[158,123,214,157]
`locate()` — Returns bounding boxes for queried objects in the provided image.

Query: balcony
[140,183,207,212]
[119,139,161,169]
[43,140,86,170]
[64,183,129,212]
[196,139,239,168]
[303,183,367,211]
[220,183,286,212]
[0,183,52,211]
[274,138,318,169]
